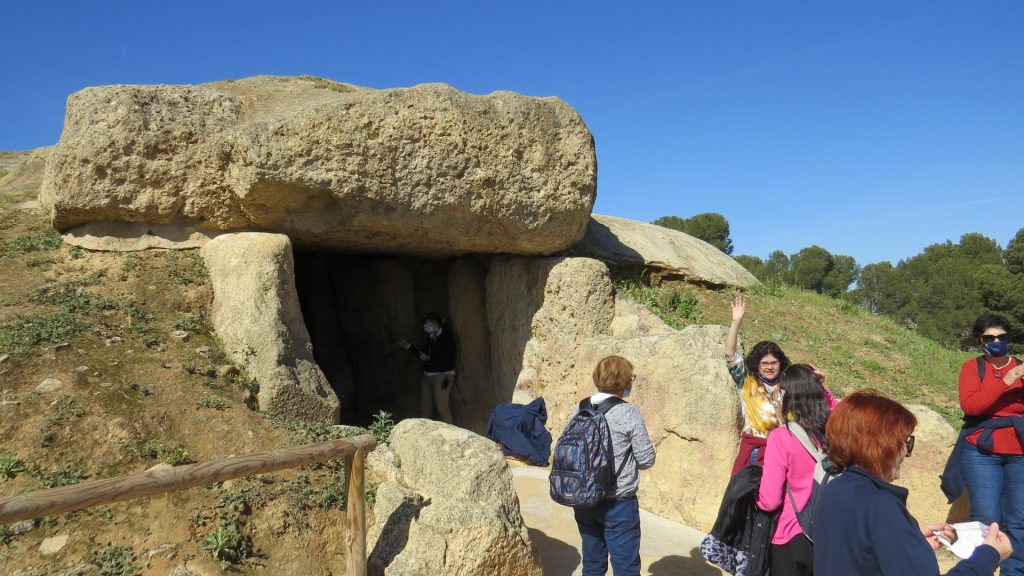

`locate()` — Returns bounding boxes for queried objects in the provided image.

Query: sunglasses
[906,434,915,457]
[981,333,1008,343]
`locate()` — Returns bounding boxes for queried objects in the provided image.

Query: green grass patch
[87,543,138,576]
[198,396,227,410]
[137,439,192,466]
[0,312,94,353]
[163,250,207,285]
[632,281,973,426]
[37,465,85,488]
[0,454,27,481]
[614,277,702,329]
[2,227,61,253]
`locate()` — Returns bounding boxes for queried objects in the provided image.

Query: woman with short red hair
[813,390,1011,575]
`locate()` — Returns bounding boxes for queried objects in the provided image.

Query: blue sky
[3,1,1021,266]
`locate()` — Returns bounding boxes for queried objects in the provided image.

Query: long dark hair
[744,341,792,376]
[780,364,830,449]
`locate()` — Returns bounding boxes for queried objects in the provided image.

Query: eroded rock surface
[200,232,338,422]
[42,75,596,256]
[367,419,542,576]
[566,214,759,288]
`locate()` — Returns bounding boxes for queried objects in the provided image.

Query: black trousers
[770,534,813,576]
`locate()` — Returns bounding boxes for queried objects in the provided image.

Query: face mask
[985,341,1011,358]
[423,323,433,334]
[622,385,632,398]
[756,373,779,387]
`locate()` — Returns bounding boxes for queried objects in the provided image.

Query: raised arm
[725,296,746,360]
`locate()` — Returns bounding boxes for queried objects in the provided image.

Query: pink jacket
[756,425,819,545]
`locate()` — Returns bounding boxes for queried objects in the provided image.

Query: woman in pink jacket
[756,365,831,576]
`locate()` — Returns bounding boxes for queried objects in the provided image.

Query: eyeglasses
[629,374,637,383]
[981,333,1008,343]
[905,434,915,457]
[759,361,780,369]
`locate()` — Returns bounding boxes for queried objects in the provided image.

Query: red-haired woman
[813,390,1011,575]
[958,314,1024,574]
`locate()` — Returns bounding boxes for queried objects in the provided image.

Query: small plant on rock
[369,410,396,444]
[317,476,347,510]
[0,454,26,481]
[198,396,227,410]
[87,543,138,576]
[38,465,85,488]
[202,522,248,567]
[137,440,191,466]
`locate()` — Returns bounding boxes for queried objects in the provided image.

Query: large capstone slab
[41,75,597,256]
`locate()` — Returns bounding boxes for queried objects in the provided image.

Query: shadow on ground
[529,527,581,576]
[648,548,723,576]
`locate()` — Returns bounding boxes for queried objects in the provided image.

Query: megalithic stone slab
[42,76,597,256]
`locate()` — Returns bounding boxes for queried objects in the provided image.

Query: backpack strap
[783,422,826,533]
[582,396,630,487]
[977,355,1024,381]
[582,396,625,415]
[786,422,826,463]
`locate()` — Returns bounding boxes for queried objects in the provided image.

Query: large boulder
[897,404,961,524]
[488,256,740,528]
[200,232,339,422]
[42,75,596,256]
[367,419,542,576]
[566,214,759,288]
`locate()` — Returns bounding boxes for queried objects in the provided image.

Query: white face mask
[423,323,433,334]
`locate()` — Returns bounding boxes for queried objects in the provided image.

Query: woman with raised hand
[958,314,1024,574]
[725,296,835,475]
[756,365,830,575]
[814,390,1011,575]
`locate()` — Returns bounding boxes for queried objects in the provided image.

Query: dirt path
[511,463,727,576]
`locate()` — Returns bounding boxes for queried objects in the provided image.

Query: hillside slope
[0,154,376,576]
[617,277,972,426]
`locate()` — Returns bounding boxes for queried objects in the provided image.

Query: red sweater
[959,357,1024,454]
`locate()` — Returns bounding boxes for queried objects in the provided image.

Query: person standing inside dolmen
[398,312,456,424]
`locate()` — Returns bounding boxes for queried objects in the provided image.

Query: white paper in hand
[944,521,989,560]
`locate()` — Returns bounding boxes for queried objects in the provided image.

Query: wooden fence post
[345,448,368,576]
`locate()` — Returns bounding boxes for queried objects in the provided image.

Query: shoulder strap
[596,396,626,415]
[786,422,825,463]
[976,355,1024,380]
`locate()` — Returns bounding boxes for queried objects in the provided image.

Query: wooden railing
[0,434,377,576]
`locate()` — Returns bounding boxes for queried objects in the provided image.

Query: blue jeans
[574,497,641,576]
[961,442,1024,574]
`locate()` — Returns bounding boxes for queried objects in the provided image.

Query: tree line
[654,213,1024,349]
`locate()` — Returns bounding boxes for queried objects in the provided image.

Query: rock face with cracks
[367,419,542,576]
[41,75,597,256]
[200,232,339,422]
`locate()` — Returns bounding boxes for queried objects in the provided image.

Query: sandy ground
[511,463,727,576]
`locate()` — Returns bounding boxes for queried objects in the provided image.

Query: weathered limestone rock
[487,256,740,528]
[200,232,338,422]
[566,214,759,288]
[43,75,597,256]
[367,419,542,576]
[0,147,49,200]
[898,404,961,525]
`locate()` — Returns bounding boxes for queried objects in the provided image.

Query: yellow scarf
[742,373,780,436]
